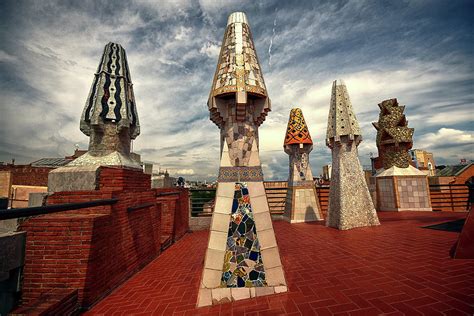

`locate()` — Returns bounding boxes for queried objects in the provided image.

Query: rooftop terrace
[86,211,473,315]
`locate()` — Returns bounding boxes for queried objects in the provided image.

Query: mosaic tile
[221,182,267,288]
[284,108,313,145]
[218,167,263,182]
[373,98,414,169]
[326,80,380,230]
[80,42,140,139]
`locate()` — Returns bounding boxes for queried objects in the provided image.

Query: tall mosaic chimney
[373,99,432,211]
[325,80,380,230]
[198,12,287,307]
[75,42,140,167]
[48,42,141,192]
[372,98,413,170]
[283,108,322,223]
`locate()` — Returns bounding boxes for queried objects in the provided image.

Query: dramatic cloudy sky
[0,0,473,180]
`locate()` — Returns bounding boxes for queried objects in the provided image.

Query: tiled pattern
[326,80,379,230]
[208,12,270,131]
[326,80,361,143]
[222,104,257,167]
[284,108,313,145]
[218,167,263,182]
[80,42,140,139]
[373,99,414,169]
[221,183,266,287]
[284,188,322,222]
[87,211,473,315]
[397,177,430,209]
[198,181,286,307]
[327,139,380,230]
[287,151,311,183]
[377,178,395,209]
[284,108,321,222]
[212,21,266,97]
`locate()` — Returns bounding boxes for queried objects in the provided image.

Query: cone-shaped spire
[80,42,140,139]
[326,80,361,146]
[373,98,414,169]
[324,80,379,230]
[198,12,287,307]
[284,108,313,146]
[208,12,270,128]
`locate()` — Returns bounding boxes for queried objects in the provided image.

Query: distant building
[430,163,474,186]
[0,149,85,207]
[143,162,153,175]
[409,149,436,176]
[0,159,70,208]
[322,164,332,180]
[151,170,176,188]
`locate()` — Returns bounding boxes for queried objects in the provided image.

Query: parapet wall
[18,167,189,312]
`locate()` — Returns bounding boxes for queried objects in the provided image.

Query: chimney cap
[227,12,248,26]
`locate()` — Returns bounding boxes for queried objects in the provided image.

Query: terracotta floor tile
[85,212,472,315]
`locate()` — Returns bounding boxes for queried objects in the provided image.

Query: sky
[0,0,473,181]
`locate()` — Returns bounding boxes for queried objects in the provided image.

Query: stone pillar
[373,99,431,211]
[325,80,380,230]
[283,108,322,223]
[198,12,287,307]
[48,42,142,192]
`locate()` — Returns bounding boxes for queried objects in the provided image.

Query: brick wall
[0,170,12,198]
[19,167,190,311]
[12,288,79,315]
[263,182,329,219]
[0,165,52,186]
[155,187,190,243]
[454,164,474,184]
[98,166,151,191]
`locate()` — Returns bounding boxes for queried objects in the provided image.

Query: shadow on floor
[422,219,465,232]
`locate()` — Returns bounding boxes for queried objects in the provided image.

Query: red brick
[18,167,189,312]
[35,209,470,316]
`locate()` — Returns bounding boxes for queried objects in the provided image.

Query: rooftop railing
[429,184,469,212]
[0,198,119,220]
[190,188,216,217]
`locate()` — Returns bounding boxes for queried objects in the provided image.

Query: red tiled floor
[86,212,474,315]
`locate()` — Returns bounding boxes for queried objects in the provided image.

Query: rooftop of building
[86,211,473,315]
[30,158,72,168]
[436,163,473,177]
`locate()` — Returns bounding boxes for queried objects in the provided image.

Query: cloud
[173,168,195,175]
[0,50,18,63]
[418,128,473,148]
[267,9,277,67]
[199,41,220,58]
[0,0,472,181]
[416,128,474,164]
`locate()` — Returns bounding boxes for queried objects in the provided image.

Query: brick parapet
[17,167,190,311]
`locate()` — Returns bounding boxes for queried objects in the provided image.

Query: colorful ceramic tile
[80,42,140,139]
[221,182,267,287]
[284,108,313,145]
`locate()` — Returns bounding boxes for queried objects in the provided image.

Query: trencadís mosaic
[221,182,267,287]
